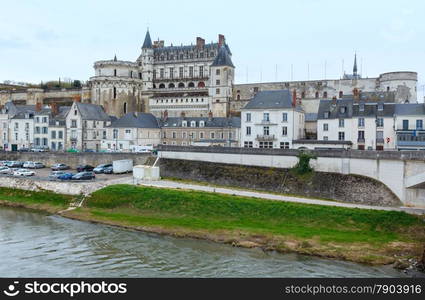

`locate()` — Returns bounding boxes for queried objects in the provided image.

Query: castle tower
[136,30,154,112]
[209,44,235,117]
[353,53,358,77]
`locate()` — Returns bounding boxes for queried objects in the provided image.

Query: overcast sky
[1,0,424,100]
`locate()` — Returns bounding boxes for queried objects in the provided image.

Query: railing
[256,134,276,141]
[376,138,385,144]
[357,138,365,143]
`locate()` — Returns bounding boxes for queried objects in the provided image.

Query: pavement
[138,179,425,216]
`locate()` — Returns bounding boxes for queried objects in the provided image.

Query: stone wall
[159,158,401,207]
[0,152,151,168]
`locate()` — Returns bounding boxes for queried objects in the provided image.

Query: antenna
[342,59,344,78]
[260,66,263,83]
[291,64,293,81]
[361,57,363,76]
[246,66,248,83]
[307,63,310,80]
[324,60,327,80]
[275,64,278,82]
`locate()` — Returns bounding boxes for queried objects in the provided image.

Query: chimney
[208,110,213,121]
[196,37,205,49]
[163,109,168,121]
[180,111,186,119]
[292,89,297,107]
[50,103,59,116]
[218,34,225,47]
[35,102,42,112]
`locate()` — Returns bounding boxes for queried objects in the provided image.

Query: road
[138,179,425,215]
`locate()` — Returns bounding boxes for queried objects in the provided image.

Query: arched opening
[159,84,165,89]
[339,91,343,98]
[188,82,195,88]
[315,91,319,99]
[168,83,175,88]
[301,91,305,99]
[113,87,117,99]
[323,91,328,98]
[123,102,127,114]
[178,82,185,88]
[198,81,205,88]
[153,84,156,89]
[237,94,240,100]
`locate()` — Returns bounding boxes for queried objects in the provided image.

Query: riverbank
[0,184,424,269]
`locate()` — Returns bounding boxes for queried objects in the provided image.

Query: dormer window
[378,103,384,111]
[340,106,346,114]
[199,121,205,127]
[359,103,365,112]
[324,112,329,119]
[190,121,196,127]
[182,121,187,127]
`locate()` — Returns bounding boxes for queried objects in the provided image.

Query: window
[51,142,56,150]
[216,88,220,95]
[179,67,183,78]
[378,103,384,111]
[358,130,365,141]
[358,118,365,127]
[323,136,328,141]
[338,132,345,141]
[189,66,193,77]
[324,112,329,119]
[42,127,48,134]
[125,129,131,134]
[169,67,174,79]
[199,66,204,78]
[263,113,270,122]
[113,129,118,139]
[74,110,77,116]
[51,131,56,139]
[216,69,220,75]
[323,91,328,98]
[228,132,232,139]
[263,126,269,136]
[35,127,40,134]
[42,117,47,123]
[113,87,117,99]
[190,132,196,139]
[280,142,290,149]
[58,131,63,139]
[244,141,253,148]
[200,132,204,139]
[282,126,287,136]
[58,142,63,150]
[416,120,423,130]
[323,123,328,131]
[160,68,164,78]
[246,126,251,135]
[359,103,365,111]
[42,138,48,146]
[182,121,187,127]
[36,117,40,123]
[216,80,220,85]
[114,69,117,76]
[190,121,196,127]
[376,118,384,127]
[103,131,106,139]
[376,131,384,140]
[210,132,215,139]
[182,132,187,139]
[14,122,18,129]
[315,92,319,99]
[282,113,288,122]
[259,141,273,148]
[172,132,176,139]
[246,113,251,122]
[35,138,40,146]
[339,119,344,128]
[199,121,205,127]
[402,120,409,130]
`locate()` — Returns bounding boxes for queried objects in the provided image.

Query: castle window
[189,66,193,77]
[113,87,117,99]
[169,68,174,79]
[237,94,240,100]
[188,82,195,88]
[216,80,220,85]
[159,83,165,89]
[323,91,328,98]
[178,82,185,88]
[387,86,390,92]
[190,121,196,127]
[153,70,156,80]
[130,71,133,78]
[315,91,319,98]
[199,66,204,78]
[114,69,117,76]
[198,81,205,88]
[139,72,142,79]
[216,69,220,75]
[199,52,204,58]
[339,91,343,98]
[216,88,220,95]
[168,83,175,88]
[123,102,127,114]
[179,54,184,60]
[199,121,205,127]
[160,68,164,78]
[179,67,183,78]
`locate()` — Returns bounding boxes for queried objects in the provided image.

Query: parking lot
[0,166,132,183]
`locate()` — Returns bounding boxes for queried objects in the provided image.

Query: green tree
[292,151,317,175]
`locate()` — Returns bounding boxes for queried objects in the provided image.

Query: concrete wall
[0,152,151,168]
[157,145,425,207]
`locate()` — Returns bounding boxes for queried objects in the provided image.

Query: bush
[292,151,317,175]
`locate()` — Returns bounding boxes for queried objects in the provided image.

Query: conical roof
[142,30,152,49]
[211,45,234,68]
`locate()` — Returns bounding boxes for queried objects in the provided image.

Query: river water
[0,207,407,277]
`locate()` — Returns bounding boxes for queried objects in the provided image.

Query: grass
[79,184,425,264]
[0,187,73,211]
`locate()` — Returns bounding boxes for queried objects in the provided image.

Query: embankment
[0,184,424,268]
[159,159,401,207]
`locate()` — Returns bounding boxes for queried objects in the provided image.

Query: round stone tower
[378,71,418,103]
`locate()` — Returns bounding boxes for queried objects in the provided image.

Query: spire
[353,53,358,76]
[142,29,153,49]
[113,54,117,61]
[211,44,234,68]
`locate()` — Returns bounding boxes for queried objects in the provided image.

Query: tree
[73,80,82,88]
[292,151,317,175]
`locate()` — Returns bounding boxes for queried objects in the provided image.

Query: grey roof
[317,99,353,119]
[11,111,34,119]
[395,103,425,115]
[159,116,241,128]
[75,102,110,121]
[353,102,395,117]
[109,112,159,128]
[154,42,220,53]
[305,113,318,121]
[142,30,152,49]
[243,90,294,110]
[211,45,234,68]
[294,139,352,145]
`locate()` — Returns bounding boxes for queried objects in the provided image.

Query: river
[0,207,407,277]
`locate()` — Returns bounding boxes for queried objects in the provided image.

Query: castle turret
[139,30,154,90]
[209,42,234,117]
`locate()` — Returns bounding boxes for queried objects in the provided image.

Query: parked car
[0,166,11,174]
[93,164,112,174]
[58,172,74,181]
[84,149,96,153]
[18,148,30,152]
[48,171,67,181]
[76,165,94,172]
[22,161,33,168]
[7,161,24,168]
[23,161,45,169]
[72,172,95,180]
[51,163,70,171]
[103,166,114,174]
[0,161,10,167]
[31,148,46,152]
[13,168,35,176]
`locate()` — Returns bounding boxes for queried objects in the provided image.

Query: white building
[394,104,425,150]
[101,112,161,152]
[241,90,305,149]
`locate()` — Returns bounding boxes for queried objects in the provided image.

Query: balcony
[70,137,78,141]
[357,138,365,143]
[153,75,209,83]
[256,134,276,141]
[397,132,425,147]
[376,138,385,144]
[255,119,277,125]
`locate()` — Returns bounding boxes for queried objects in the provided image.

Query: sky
[1,0,425,100]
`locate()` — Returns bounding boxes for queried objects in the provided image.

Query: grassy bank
[62,184,425,265]
[0,187,73,213]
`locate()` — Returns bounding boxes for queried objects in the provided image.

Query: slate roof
[74,102,110,121]
[243,90,294,110]
[305,113,318,122]
[395,103,425,115]
[159,116,241,128]
[142,30,153,49]
[211,45,234,68]
[109,112,160,128]
[317,99,353,119]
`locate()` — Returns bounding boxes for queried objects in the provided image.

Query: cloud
[0,38,30,49]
